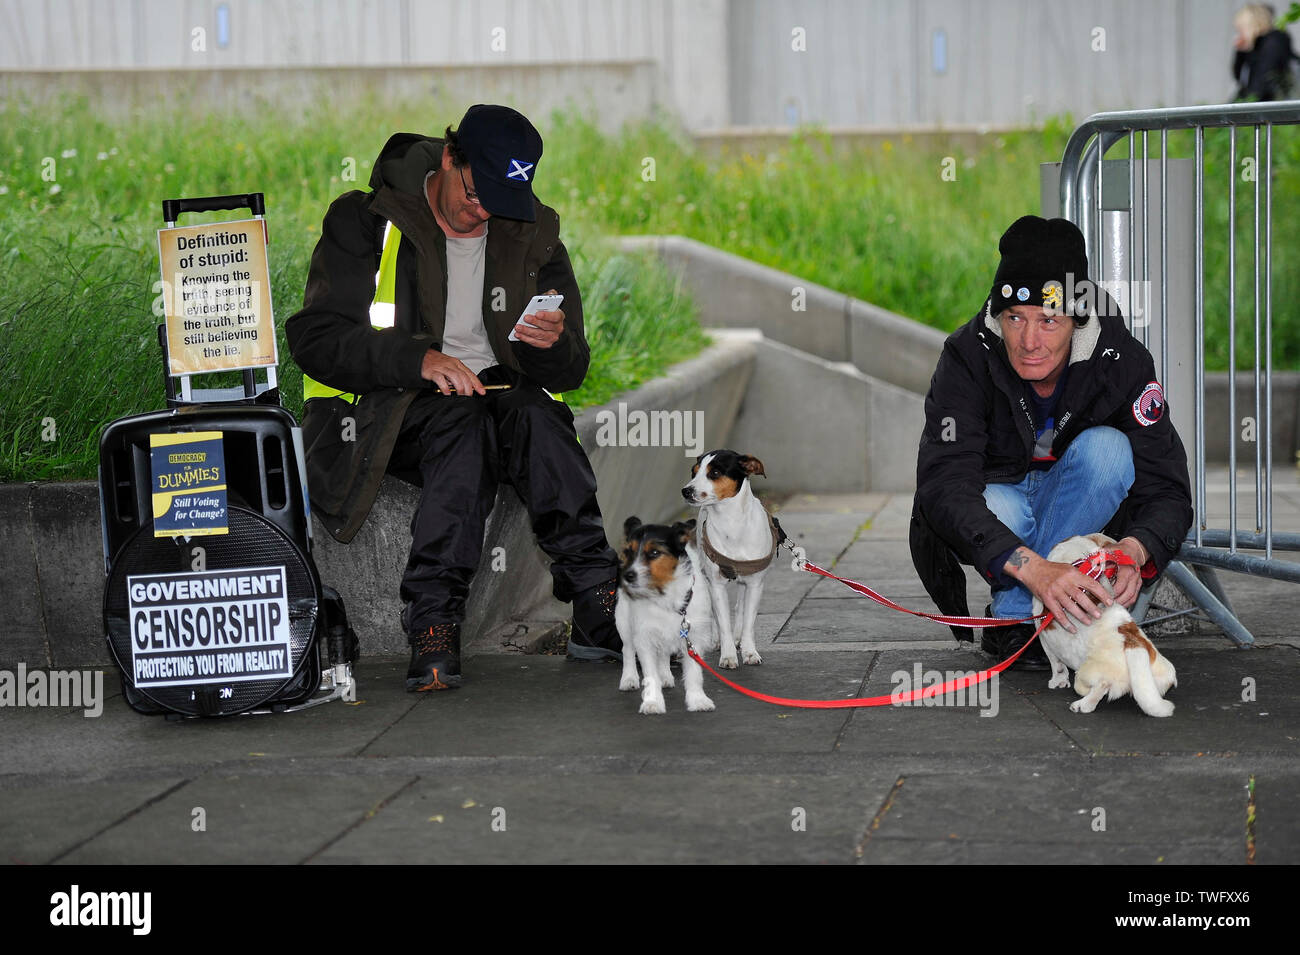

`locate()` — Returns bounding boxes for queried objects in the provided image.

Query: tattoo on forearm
[1007,548,1030,570]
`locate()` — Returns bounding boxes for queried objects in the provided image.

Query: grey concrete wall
[0,0,1265,129]
[727,0,1261,128]
[618,235,947,395]
[727,336,923,494]
[1201,372,1300,471]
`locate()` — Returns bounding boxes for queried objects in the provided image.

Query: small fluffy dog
[681,450,780,669]
[615,517,719,714]
[1033,534,1177,717]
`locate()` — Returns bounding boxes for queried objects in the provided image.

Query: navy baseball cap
[456,104,543,222]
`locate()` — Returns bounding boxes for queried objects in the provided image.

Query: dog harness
[699,512,787,580]
[1072,547,1154,581]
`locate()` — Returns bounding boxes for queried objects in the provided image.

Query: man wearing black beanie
[909,215,1193,668]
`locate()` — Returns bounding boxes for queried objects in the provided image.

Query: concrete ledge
[727,336,924,493]
[1,333,756,667]
[1202,372,1300,465]
[618,235,949,396]
[0,63,660,134]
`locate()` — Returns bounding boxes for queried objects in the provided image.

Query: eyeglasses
[458,165,480,205]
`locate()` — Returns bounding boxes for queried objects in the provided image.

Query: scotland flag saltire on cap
[456,104,543,222]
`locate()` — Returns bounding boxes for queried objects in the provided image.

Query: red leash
[685,614,1054,709]
[684,546,1135,709]
[799,560,1042,628]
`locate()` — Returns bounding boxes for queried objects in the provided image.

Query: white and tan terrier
[681,450,783,669]
[1034,534,1178,717]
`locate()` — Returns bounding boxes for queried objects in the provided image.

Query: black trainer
[984,622,1050,670]
[406,622,463,691]
[567,577,623,662]
[981,604,1049,670]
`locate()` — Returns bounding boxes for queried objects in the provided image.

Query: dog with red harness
[1035,534,1177,716]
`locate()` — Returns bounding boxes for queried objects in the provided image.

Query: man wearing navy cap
[288,105,622,691]
[909,216,1192,668]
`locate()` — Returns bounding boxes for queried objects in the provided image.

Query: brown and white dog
[615,517,718,714]
[681,450,782,669]
[1033,534,1177,717]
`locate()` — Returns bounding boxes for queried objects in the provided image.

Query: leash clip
[781,538,809,572]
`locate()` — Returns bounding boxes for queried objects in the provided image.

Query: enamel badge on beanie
[990,216,1092,320]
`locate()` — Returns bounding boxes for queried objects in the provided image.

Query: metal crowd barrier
[1058,101,1300,646]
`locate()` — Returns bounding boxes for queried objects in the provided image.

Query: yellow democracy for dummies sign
[157,218,277,375]
[150,431,228,537]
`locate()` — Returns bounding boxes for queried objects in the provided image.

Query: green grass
[546,113,1079,330]
[3,94,1297,483]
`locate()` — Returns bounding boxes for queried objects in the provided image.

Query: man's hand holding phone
[509,291,564,348]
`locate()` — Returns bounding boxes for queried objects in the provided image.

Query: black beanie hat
[990,215,1093,322]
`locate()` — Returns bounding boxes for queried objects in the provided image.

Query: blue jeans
[982,427,1134,619]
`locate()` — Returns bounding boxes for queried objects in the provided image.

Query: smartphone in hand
[508,293,564,342]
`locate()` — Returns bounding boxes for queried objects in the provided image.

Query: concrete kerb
[617,235,947,395]
[726,336,924,493]
[0,334,758,669]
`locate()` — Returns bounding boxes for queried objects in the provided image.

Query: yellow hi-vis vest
[302,220,402,404]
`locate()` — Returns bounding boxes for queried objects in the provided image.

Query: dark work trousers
[385,365,618,631]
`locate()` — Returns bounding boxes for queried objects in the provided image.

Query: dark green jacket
[286,133,588,542]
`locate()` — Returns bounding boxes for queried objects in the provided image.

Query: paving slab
[832,649,1081,756]
[362,653,873,758]
[58,773,411,865]
[312,772,900,865]
[0,662,421,777]
[1019,647,1300,757]
[2,491,1295,866]
[856,766,1248,865]
[0,775,189,865]
[775,597,960,642]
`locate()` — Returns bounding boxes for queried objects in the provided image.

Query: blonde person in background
[1232,3,1297,101]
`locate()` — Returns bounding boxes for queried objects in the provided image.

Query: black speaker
[99,405,331,717]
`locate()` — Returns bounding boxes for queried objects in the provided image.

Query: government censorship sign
[127,566,293,689]
[156,218,277,375]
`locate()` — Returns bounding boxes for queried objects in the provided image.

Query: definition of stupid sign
[157,219,276,375]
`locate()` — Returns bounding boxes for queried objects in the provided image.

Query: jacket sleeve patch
[1132,380,1165,427]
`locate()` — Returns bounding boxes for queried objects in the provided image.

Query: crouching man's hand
[1004,546,1113,633]
[1111,536,1149,609]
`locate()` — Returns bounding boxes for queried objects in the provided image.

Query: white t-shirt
[425,170,495,375]
[441,229,496,375]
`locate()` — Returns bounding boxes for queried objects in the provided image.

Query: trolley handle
[163,193,265,223]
